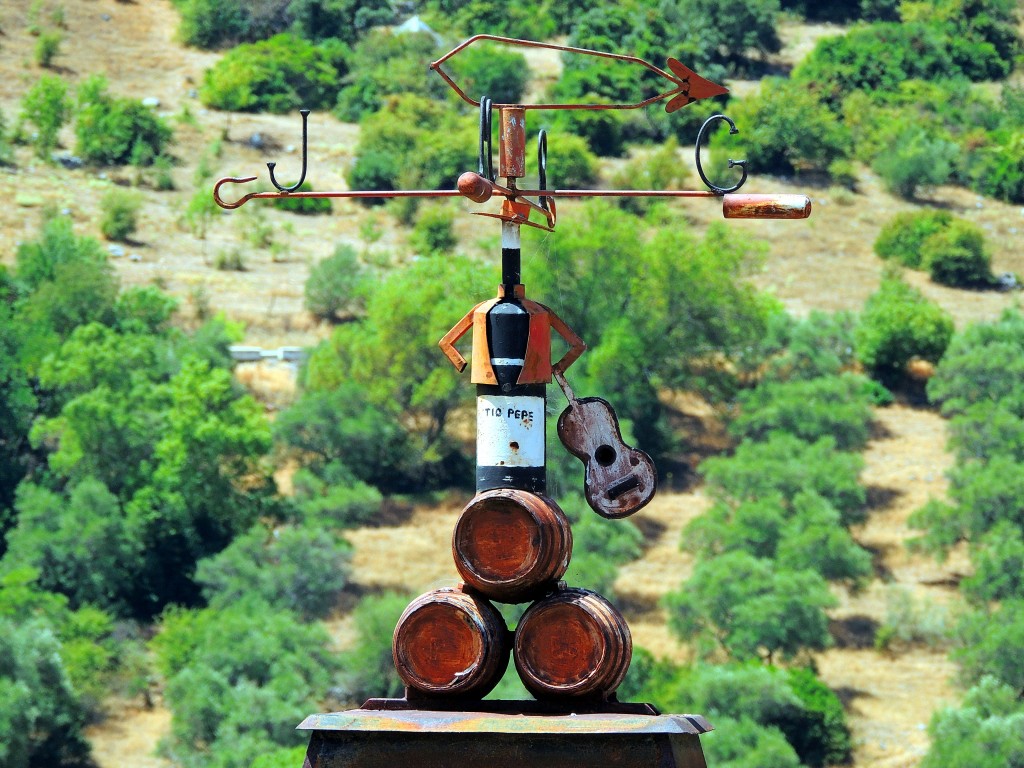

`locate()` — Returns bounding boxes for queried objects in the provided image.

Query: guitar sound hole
[595,445,617,467]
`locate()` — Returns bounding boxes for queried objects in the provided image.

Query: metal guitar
[553,371,657,519]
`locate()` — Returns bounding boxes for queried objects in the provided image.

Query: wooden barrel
[392,587,510,699]
[514,587,631,701]
[452,489,572,603]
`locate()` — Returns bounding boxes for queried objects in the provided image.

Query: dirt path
[612,489,710,663]
[85,702,172,768]
[816,405,962,767]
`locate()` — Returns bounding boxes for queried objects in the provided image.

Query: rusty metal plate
[298,708,712,736]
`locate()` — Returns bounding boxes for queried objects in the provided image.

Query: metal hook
[478,97,494,181]
[213,175,260,209]
[695,114,748,195]
[267,109,310,192]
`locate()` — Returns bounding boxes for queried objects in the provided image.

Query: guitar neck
[552,369,577,405]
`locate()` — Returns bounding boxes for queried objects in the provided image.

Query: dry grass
[344,499,464,594]
[816,648,958,768]
[612,489,710,663]
[84,700,172,768]
[818,404,964,768]
[233,361,298,410]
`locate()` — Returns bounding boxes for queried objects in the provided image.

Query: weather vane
[214,35,811,225]
[214,35,812,768]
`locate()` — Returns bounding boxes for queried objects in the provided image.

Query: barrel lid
[298,708,713,736]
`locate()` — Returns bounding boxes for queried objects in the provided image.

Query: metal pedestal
[298,704,712,768]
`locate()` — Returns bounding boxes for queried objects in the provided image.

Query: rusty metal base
[298,702,712,768]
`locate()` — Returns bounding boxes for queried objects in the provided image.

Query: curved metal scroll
[695,114,748,195]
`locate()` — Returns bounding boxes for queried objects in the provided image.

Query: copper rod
[430,34,700,111]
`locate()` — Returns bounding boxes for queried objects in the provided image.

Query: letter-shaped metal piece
[267,109,310,192]
[695,114,748,195]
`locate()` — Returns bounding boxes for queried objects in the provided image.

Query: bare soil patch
[84,700,172,768]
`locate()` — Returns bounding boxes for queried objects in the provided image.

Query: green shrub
[346,95,477,201]
[195,523,351,620]
[703,433,867,525]
[411,205,457,255]
[334,592,408,704]
[872,127,958,198]
[2,479,132,612]
[961,523,1024,603]
[34,29,62,67]
[289,0,394,45]
[827,158,858,190]
[964,128,1024,204]
[290,472,383,528]
[873,585,954,650]
[174,0,309,49]
[666,552,836,662]
[0,617,91,768]
[785,667,853,766]
[911,454,1024,554]
[151,155,176,191]
[874,210,953,268]
[75,76,172,166]
[700,717,801,768]
[271,181,332,215]
[213,249,245,271]
[446,42,528,107]
[19,74,71,159]
[100,188,142,242]
[927,309,1024,416]
[760,310,858,382]
[794,21,1005,108]
[182,188,220,241]
[686,492,872,584]
[550,101,629,158]
[921,219,993,288]
[611,138,689,213]
[949,456,1024,539]
[174,0,250,48]
[0,108,12,166]
[921,676,1024,768]
[274,382,416,495]
[333,30,444,122]
[716,78,850,174]
[154,599,337,768]
[12,217,118,348]
[546,132,599,188]
[954,601,1024,691]
[304,244,367,321]
[855,276,953,384]
[858,0,900,20]
[730,374,874,451]
[251,747,307,768]
[200,33,344,114]
[947,401,1024,463]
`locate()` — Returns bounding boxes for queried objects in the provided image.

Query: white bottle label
[477,395,544,468]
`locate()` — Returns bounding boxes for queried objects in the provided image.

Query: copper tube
[500,108,527,179]
[723,194,812,219]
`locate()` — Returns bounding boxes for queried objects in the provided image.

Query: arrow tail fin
[666,58,728,110]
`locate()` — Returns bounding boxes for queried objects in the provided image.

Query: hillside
[2,2,1018,768]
